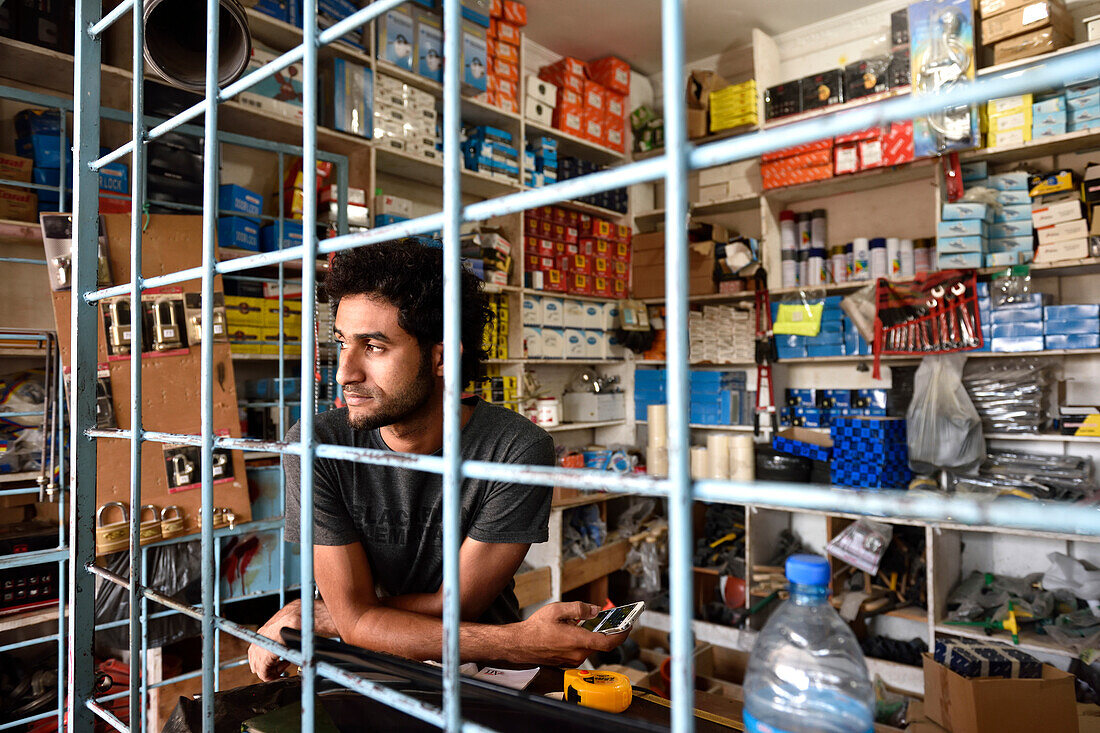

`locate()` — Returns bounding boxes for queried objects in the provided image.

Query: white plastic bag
[1044,552,1100,601]
[906,353,985,475]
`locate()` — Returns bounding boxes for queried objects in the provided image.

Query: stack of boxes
[375,191,413,227]
[374,74,439,159]
[957,162,1033,267]
[830,416,911,489]
[689,371,751,426]
[1044,303,1100,350]
[521,295,624,361]
[1032,93,1066,140]
[985,94,1032,149]
[462,125,520,183]
[472,367,519,412]
[988,291,1050,352]
[268,159,332,252]
[937,200,990,270]
[523,206,631,297]
[485,0,526,113]
[707,80,758,133]
[687,305,755,364]
[773,296,868,360]
[978,0,1073,65]
[558,157,628,213]
[1031,170,1089,263]
[0,153,35,222]
[226,293,303,356]
[255,0,365,49]
[14,109,69,216]
[482,292,510,359]
[781,388,890,429]
[462,230,512,287]
[523,135,558,188]
[317,184,369,230]
[217,184,264,253]
[1067,77,1100,133]
[761,140,834,190]
[634,369,667,422]
[537,55,629,152]
[524,77,558,131]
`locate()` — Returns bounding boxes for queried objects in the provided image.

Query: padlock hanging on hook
[151,298,183,352]
[108,299,133,355]
[170,453,195,487]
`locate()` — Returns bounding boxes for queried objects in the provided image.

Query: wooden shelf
[635,192,760,233]
[560,538,631,593]
[524,119,625,166]
[0,605,62,633]
[551,492,632,510]
[513,566,552,608]
[375,145,521,198]
[764,158,937,204]
[980,257,1100,279]
[0,471,41,485]
[374,59,522,129]
[544,420,626,432]
[520,288,624,305]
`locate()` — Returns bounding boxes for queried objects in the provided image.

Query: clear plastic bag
[963,359,1054,433]
[906,353,985,474]
[1045,552,1100,601]
[990,268,1032,307]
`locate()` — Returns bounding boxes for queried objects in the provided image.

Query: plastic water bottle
[743,554,874,733]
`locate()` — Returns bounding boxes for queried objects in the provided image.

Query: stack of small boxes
[374,74,438,159]
[462,231,512,287]
[587,56,630,153]
[957,162,1034,268]
[0,153,35,222]
[538,56,589,141]
[462,125,520,183]
[559,157,629,213]
[830,416,911,489]
[707,80,758,133]
[485,0,525,114]
[773,296,868,360]
[537,55,629,153]
[988,291,1050,353]
[1032,170,1090,263]
[760,140,834,190]
[217,184,264,253]
[524,76,558,133]
[269,159,332,251]
[687,305,755,364]
[634,369,667,422]
[375,191,413,228]
[482,292,510,360]
[523,206,631,297]
[473,367,520,412]
[1044,303,1100,350]
[1032,93,1066,140]
[782,388,890,428]
[225,295,268,355]
[690,371,752,426]
[521,295,624,361]
[978,0,1073,65]
[524,135,558,188]
[1067,77,1100,133]
[264,295,302,356]
[938,199,991,270]
[985,93,1032,149]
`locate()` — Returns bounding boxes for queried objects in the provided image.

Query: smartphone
[578,601,645,634]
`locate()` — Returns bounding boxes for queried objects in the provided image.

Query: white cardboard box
[541,328,564,358]
[523,326,542,358]
[522,296,540,325]
[603,302,621,330]
[525,96,554,126]
[1037,218,1089,246]
[1036,238,1089,263]
[584,329,603,358]
[541,296,563,326]
[563,328,586,358]
[526,75,557,106]
[563,299,586,328]
[584,302,603,329]
[1032,198,1084,227]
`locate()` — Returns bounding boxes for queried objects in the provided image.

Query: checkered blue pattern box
[830,417,909,488]
[773,435,832,462]
[934,637,1041,679]
[830,459,911,489]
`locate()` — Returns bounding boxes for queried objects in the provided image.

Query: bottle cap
[785,553,830,586]
[780,210,796,222]
[812,208,827,218]
[797,212,812,222]
[869,237,886,249]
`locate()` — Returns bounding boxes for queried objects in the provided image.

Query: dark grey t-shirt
[284,397,555,624]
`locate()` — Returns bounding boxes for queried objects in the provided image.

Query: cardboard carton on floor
[922,653,1078,733]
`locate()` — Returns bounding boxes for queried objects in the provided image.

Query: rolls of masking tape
[729,435,755,481]
[647,445,668,477]
[706,434,730,479]
[690,446,708,479]
[647,404,668,446]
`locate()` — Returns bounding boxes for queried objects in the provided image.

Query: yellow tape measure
[563,669,632,714]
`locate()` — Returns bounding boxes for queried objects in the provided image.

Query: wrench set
[872,270,983,373]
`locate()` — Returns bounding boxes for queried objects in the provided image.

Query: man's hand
[248,600,302,681]
[507,602,628,667]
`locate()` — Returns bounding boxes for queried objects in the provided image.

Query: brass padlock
[96,502,129,555]
[212,451,229,479]
[107,299,132,355]
[160,506,186,539]
[138,504,161,545]
[171,453,195,487]
[198,507,234,530]
[152,298,182,351]
[51,255,71,288]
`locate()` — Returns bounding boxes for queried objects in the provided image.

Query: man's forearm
[347,605,518,663]
[278,598,341,637]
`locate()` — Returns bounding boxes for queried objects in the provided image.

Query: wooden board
[513,566,551,608]
[560,539,629,594]
[47,213,252,537]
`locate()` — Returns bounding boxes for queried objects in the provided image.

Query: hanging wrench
[952,282,978,347]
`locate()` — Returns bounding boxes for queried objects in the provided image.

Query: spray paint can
[886,237,901,280]
[852,238,870,280]
[869,237,887,279]
[913,237,932,274]
[829,244,847,284]
[779,210,797,253]
[899,238,915,279]
[781,249,799,288]
[807,248,826,285]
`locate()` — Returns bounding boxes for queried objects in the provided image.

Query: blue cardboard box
[374,214,409,226]
[1043,318,1100,335]
[461,19,488,92]
[941,202,989,220]
[218,184,263,221]
[414,8,444,82]
[989,306,1043,324]
[819,389,852,408]
[329,58,374,138]
[1045,304,1100,320]
[994,204,1031,222]
[15,135,71,169]
[1045,333,1100,350]
[1032,96,1065,115]
[259,220,304,252]
[987,236,1033,254]
[218,216,260,251]
[253,0,289,21]
[991,336,1044,352]
[773,427,833,462]
[98,162,129,194]
[996,190,1031,206]
[988,172,1029,190]
[960,161,986,181]
[1032,121,1067,139]
[807,343,846,357]
[989,220,1032,238]
[937,235,984,252]
[992,322,1043,338]
[938,219,987,238]
[377,5,415,70]
[937,251,982,269]
[786,388,816,406]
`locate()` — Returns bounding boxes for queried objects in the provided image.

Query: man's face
[334,294,437,431]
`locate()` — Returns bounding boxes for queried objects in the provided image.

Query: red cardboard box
[544,268,566,292]
[557,88,583,110]
[613,259,629,278]
[613,277,628,298]
[551,206,568,224]
[605,92,626,120]
[553,254,571,272]
[581,217,613,238]
[525,217,539,235]
[496,96,518,114]
[554,107,584,137]
[583,80,606,112]
[615,224,632,244]
[496,78,518,100]
[578,238,595,255]
[495,41,519,64]
[594,275,611,297]
[835,143,859,175]
[569,253,591,274]
[593,239,612,258]
[593,256,610,276]
[761,162,833,190]
[563,226,578,244]
[486,37,497,57]
[0,186,36,222]
[858,136,884,170]
[502,0,526,25]
[882,120,914,166]
[542,57,586,78]
[588,56,631,95]
[524,253,542,271]
[100,194,132,213]
[613,241,631,262]
[538,219,553,238]
[834,126,883,144]
[0,153,33,183]
[562,209,579,226]
[552,223,567,241]
[761,138,832,163]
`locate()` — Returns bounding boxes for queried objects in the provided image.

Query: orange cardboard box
[583,109,604,143]
[490,0,503,17]
[492,19,521,44]
[588,56,630,95]
[502,0,526,25]
[557,88,583,110]
[486,36,497,57]
[0,153,33,183]
[496,78,518,100]
[495,40,519,64]
[605,126,625,152]
[543,69,584,94]
[492,58,519,82]
[761,138,833,162]
[554,107,584,137]
[496,96,518,115]
[542,56,586,78]
[583,79,606,112]
[605,92,626,120]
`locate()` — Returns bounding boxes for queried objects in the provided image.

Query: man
[248,239,624,681]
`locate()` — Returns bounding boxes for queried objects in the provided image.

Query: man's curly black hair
[324,239,493,386]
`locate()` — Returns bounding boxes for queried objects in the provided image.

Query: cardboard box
[980,1,1073,44]
[0,185,37,222]
[0,154,33,183]
[922,654,1078,733]
[993,26,1071,64]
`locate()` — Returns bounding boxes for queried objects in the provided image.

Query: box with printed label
[535,327,560,358]
[1032,199,1084,227]
[540,296,563,326]
[1046,304,1099,320]
[217,217,260,251]
[989,109,1031,132]
[377,6,415,70]
[1031,105,1065,126]
[1035,237,1089,262]
[996,190,1031,206]
[1069,106,1100,125]
[987,94,1031,116]
[462,20,488,91]
[988,128,1027,149]
[937,219,987,238]
[522,326,542,358]
[937,235,984,253]
[985,252,1024,267]
[563,299,586,327]
[994,204,1032,223]
[989,172,1030,191]
[1032,121,1067,138]
[992,322,1043,339]
[583,302,603,329]
[937,252,982,269]
[1037,218,1088,245]
[562,328,586,358]
[987,236,1033,255]
[414,9,444,82]
[990,220,1032,238]
[941,202,990,220]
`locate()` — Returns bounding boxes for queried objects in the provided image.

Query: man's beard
[345,350,435,431]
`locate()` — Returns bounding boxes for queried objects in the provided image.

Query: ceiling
[524,0,873,76]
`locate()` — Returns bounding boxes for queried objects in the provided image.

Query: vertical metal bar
[56,357,66,733]
[661,1,694,731]
[140,545,150,733]
[200,0,221,727]
[128,1,146,726]
[276,152,287,610]
[440,0,463,729]
[299,0,321,728]
[214,534,222,690]
[69,0,102,728]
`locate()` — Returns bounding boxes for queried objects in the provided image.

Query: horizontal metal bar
[94,655,252,704]
[86,701,129,733]
[2,411,44,418]
[0,487,45,497]
[88,0,134,36]
[0,179,66,193]
[0,257,47,265]
[87,427,304,455]
[0,333,50,342]
[0,547,67,570]
[87,563,202,620]
[0,632,60,654]
[0,708,59,732]
[90,140,135,172]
